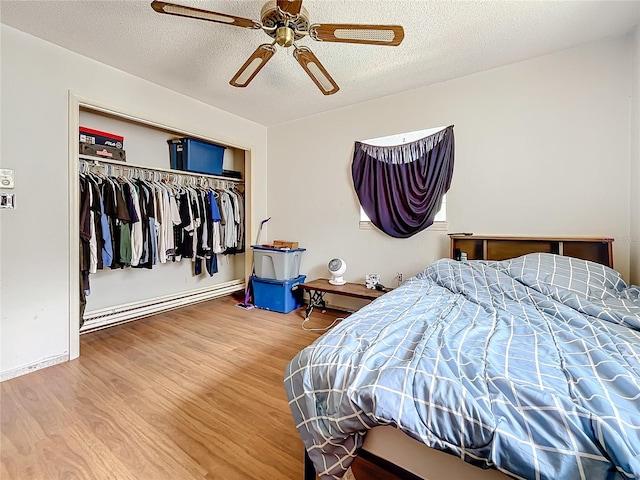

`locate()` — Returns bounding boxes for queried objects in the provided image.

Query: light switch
[0,169,15,189]
[0,193,15,209]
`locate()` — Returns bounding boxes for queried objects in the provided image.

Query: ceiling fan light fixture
[276,26,295,47]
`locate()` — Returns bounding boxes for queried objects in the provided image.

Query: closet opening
[68,94,254,360]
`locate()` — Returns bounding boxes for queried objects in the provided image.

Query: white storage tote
[251,246,305,281]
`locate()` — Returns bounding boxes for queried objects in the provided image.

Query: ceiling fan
[150,0,405,95]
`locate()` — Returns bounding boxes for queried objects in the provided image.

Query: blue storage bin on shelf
[251,275,306,313]
[167,137,226,175]
[167,139,184,170]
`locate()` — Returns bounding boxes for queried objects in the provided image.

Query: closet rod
[79,154,244,184]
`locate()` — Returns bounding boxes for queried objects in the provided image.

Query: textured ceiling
[1,0,639,126]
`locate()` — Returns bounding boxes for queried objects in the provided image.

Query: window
[358,127,448,231]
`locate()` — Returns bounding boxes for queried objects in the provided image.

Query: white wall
[1,26,635,380]
[0,25,267,378]
[630,26,640,286]
[267,36,634,305]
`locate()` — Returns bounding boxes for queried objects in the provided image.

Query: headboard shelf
[449,235,614,268]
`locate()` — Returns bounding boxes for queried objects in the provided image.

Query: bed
[284,253,640,479]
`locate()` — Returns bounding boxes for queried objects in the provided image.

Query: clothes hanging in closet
[79,167,245,299]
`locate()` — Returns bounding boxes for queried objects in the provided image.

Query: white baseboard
[81,280,244,334]
[0,353,69,382]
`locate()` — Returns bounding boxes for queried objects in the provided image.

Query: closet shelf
[79,154,243,184]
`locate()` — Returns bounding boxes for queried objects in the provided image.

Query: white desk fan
[328,258,347,285]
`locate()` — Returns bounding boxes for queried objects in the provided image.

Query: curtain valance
[352,125,454,238]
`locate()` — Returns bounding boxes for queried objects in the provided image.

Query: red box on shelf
[79,126,124,149]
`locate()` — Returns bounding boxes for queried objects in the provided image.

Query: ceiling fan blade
[277,0,303,16]
[230,44,276,88]
[310,23,404,46]
[151,1,259,29]
[293,46,339,96]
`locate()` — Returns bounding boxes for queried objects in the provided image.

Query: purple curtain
[352,126,454,238]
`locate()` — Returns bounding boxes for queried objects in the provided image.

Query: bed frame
[349,426,510,480]
[449,235,613,267]
[301,237,615,480]
[304,446,422,480]
[304,448,420,480]
[303,427,510,480]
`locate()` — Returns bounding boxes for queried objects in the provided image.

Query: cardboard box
[79,127,124,149]
[80,143,126,162]
[273,240,299,249]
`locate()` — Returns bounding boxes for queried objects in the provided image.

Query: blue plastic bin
[168,137,226,175]
[251,275,306,313]
[167,139,183,170]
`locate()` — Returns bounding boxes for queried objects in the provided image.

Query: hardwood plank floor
[1,296,342,480]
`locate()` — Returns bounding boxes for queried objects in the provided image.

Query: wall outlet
[396,272,403,285]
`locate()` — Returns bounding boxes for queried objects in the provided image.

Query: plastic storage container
[168,137,226,175]
[251,246,306,280]
[251,275,306,313]
[168,139,183,170]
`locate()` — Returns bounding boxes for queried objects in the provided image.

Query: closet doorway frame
[67,92,255,360]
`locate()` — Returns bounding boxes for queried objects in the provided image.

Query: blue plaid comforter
[284,254,640,479]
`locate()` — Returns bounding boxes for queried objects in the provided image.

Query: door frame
[67,92,255,359]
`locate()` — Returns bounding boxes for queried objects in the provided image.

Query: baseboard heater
[81,279,245,334]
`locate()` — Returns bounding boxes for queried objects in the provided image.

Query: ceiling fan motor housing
[261,0,310,45]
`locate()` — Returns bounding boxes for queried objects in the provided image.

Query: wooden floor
[0,295,343,480]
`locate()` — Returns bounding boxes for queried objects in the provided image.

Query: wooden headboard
[449,235,614,268]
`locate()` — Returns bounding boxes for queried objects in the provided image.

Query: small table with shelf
[299,279,389,321]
